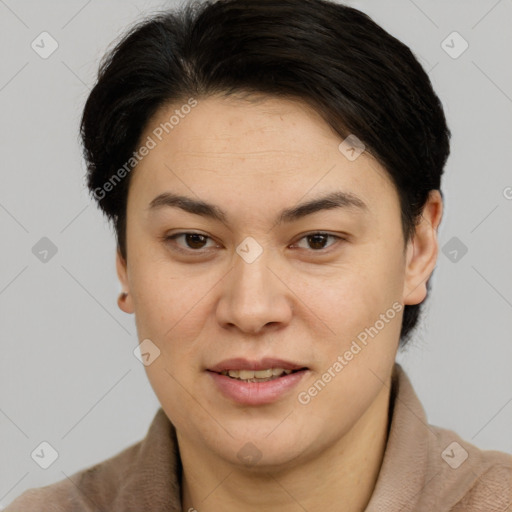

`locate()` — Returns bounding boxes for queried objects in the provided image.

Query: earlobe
[116,249,134,314]
[402,190,443,306]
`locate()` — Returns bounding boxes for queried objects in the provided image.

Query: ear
[402,190,443,306]
[116,248,134,314]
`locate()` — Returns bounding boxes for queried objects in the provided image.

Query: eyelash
[162,231,345,255]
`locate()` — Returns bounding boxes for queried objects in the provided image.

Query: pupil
[186,234,207,249]
[308,234,327,250]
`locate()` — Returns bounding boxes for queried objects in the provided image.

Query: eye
[163,231,345,255]
[164,232,218,253]
[291,232,343,251]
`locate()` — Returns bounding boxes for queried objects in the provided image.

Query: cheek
[300,257,402,330]
[133,275,204,340]
[297,249,404,368]
[129,256,224,363]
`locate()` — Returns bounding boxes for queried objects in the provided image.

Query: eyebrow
[147,190,369,225]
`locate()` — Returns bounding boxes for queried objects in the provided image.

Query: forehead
[149,94,338,162]
[129,94,398,220]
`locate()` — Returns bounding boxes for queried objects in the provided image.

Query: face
[116,94,440,469]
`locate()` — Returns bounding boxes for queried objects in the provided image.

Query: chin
[212,427,312,470]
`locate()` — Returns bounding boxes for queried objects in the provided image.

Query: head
[81,0,449,469]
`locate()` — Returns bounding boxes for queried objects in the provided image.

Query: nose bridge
[232,238,273,302]
[217,238,291,332]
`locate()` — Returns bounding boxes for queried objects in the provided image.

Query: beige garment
[5,363,512,511]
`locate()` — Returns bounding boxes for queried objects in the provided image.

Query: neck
[179,382,391,512]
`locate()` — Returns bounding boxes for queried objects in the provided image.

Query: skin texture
[116,94,443,512]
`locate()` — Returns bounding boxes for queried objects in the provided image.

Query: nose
[215,245,293,335]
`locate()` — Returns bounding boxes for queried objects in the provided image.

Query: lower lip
[207,370,308,405]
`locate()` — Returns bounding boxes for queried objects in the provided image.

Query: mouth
[213,368,307,383]
[206,358,309,405]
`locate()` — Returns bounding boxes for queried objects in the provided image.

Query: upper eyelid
[164,232,217,250]
[291,233,343,249]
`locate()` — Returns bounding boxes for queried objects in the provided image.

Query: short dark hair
[80,0,451,349]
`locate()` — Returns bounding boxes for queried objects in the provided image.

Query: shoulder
[4,408,179,512]
[426,423,512,511]
[387,364,511,511]
[4,440,143,512]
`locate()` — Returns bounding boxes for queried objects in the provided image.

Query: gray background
[1,0,511,507]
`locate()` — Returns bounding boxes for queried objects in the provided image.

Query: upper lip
[207,358,308,373]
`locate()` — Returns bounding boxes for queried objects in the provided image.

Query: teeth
[220,368,293,381]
